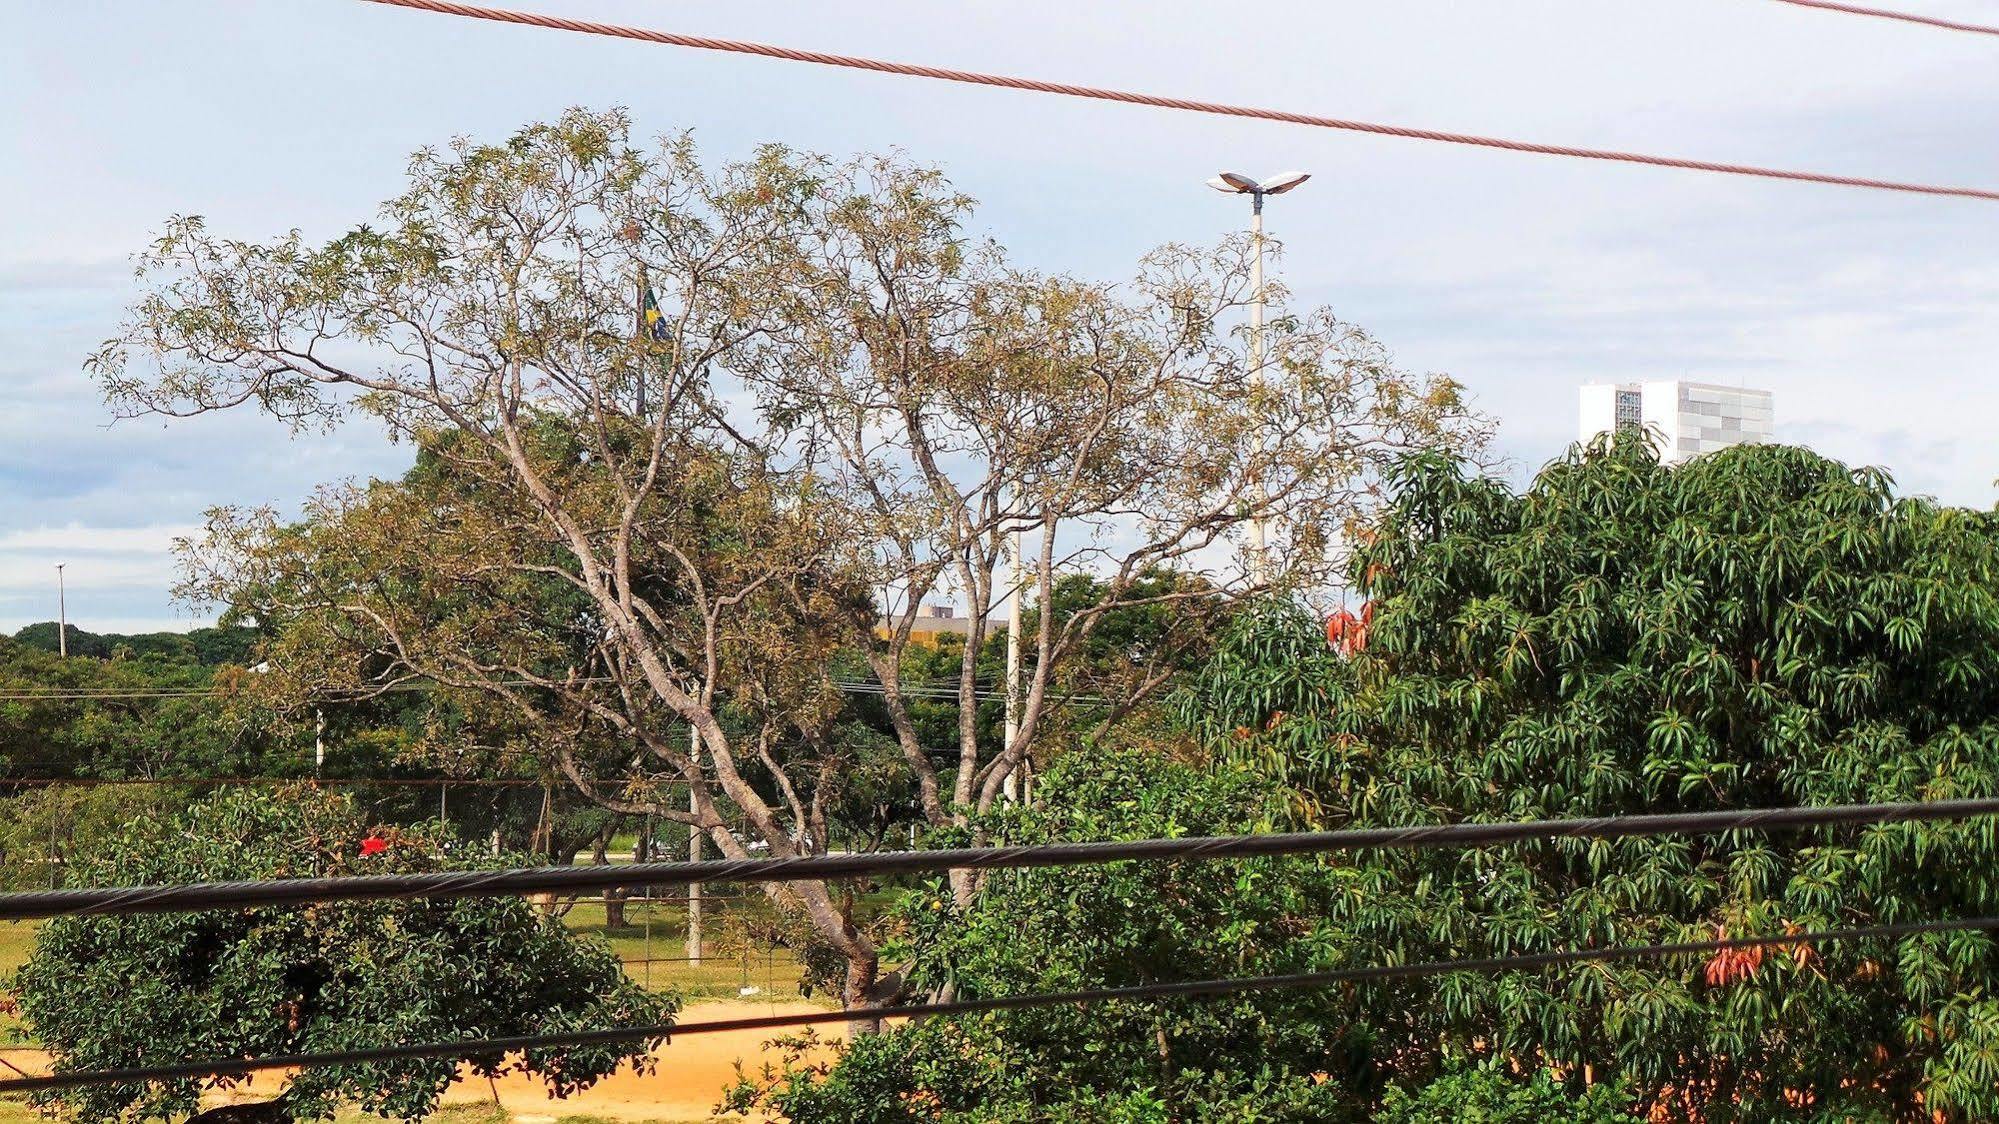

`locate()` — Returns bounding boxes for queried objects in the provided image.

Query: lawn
[559,896,811,1002]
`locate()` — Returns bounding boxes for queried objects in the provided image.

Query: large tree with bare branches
[93,109,1486,1019]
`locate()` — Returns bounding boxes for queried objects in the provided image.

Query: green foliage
[723,748,1360,1122]
[11,623,260,666]
[0,634,291,785]
[1192,438,1999,1121]
[17,787,673,1123]
[1176,599,1356,816]
[1374,1061,1641,1124]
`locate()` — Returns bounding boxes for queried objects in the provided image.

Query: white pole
[1002,530,1025,803]
[1248,193,1270,585]
[314,708,325,775]
[55,564,67,658]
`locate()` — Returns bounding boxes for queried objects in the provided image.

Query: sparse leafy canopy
[97,108,1485,1013]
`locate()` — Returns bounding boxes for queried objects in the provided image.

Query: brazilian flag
[641,285,670,341]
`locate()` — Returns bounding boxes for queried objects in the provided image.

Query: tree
[1185,437,1999,1120]
[721,747,1367,1123]
[11,623,260,667]
[17,786,671,1123]
[724,747,1653,1122]
[94,108,1484,1019]
[0,633,291,793]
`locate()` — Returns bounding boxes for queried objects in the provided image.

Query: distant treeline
[10,622,260,667]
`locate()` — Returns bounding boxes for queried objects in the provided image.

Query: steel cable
[354,0,1999,202]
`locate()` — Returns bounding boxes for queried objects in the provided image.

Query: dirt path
[0,999,840,1124]
[435,1000,836,1122]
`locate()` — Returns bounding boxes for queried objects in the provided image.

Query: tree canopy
[18,786,672,1123]
[99,107,1484,1015]
[11,623,259,666]
[725,748,1650,1123]
[1184,437,1999,1120]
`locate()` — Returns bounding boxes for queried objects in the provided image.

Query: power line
[4,913,1993,1094]
[1770,0,1999,37]
[0,795,1991,921]
[353,0,1999,204]
[0,776,538,789]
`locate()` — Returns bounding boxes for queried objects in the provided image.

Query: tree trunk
[843,948,883,1038]
[594,824,626,928]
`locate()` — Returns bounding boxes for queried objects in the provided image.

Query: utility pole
[55,564,67,658]
[1207,170,1310,586]
[314,708,326,776]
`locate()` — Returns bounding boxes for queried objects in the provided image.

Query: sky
[4,0,1998,633]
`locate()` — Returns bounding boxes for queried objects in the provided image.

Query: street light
[55,564,66,658]
[1208,171,1309,583]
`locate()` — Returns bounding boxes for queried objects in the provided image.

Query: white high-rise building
[1579,380,1774,464]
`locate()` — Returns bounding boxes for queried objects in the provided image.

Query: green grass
[0,923,35,979]
[0,922,34,1045]
[559,897,812,1002]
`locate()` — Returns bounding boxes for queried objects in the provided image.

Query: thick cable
[1770,0,1999,36]
[3,914,1992,1094]
[351,0,1999,203]
[0,776,537,788]
[0,796,1992,921]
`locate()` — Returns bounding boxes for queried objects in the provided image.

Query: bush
[1375,1061,1642,1123]
[18,786,674,1122]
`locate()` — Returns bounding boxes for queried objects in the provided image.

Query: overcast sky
[4,0,1997,633]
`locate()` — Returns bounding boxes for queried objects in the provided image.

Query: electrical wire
[3,913,1992,1094]
[0,795,1992,921]
[1770,0,1999,37]
[0,776,538,788]
[352,0,1999,203]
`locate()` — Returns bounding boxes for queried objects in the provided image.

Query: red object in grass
[359,835,389,857]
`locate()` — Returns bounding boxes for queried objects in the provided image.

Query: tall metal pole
[1002,530,1025,803]
[1247,191,1270,585]
[55,564,67,658]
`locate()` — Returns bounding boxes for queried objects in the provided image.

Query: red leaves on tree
[1704,923,1817,986]
[359,835,389,857]
[1326,602,1375,657]
[1704,929,1765,986]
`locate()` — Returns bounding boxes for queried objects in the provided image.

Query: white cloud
[0,524,202,554]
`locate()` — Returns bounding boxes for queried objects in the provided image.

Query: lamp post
[1207,170,1309,584]
[55,564,66,658]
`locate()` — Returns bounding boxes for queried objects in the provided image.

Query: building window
[1614,389,1642,432]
